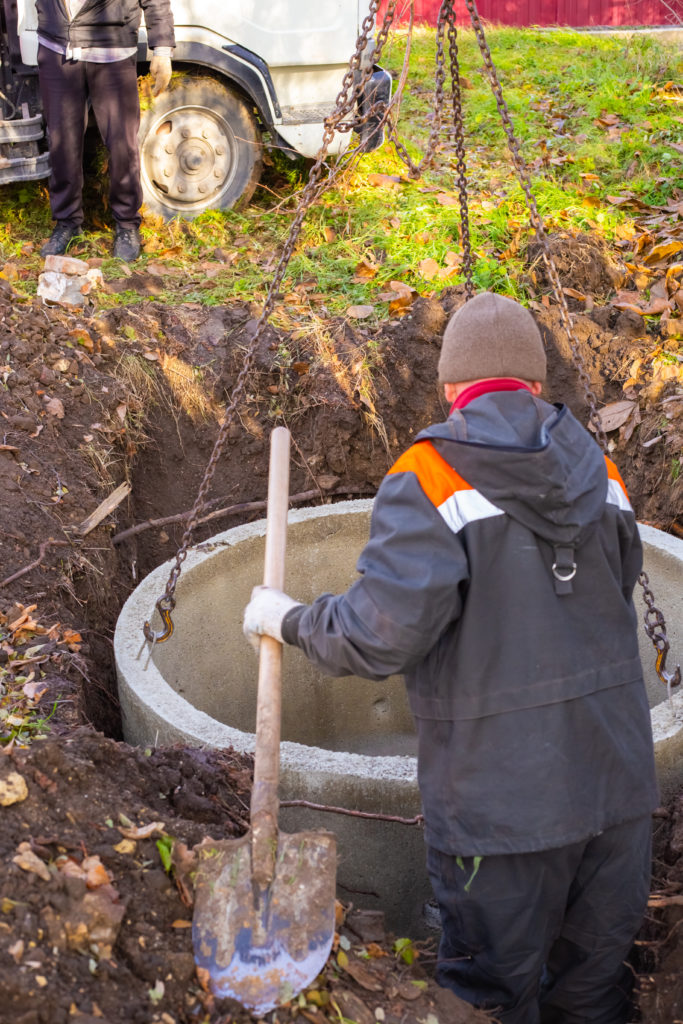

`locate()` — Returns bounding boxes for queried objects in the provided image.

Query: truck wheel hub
[143,106,235,206]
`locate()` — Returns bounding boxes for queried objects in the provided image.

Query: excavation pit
[115,502,683,936]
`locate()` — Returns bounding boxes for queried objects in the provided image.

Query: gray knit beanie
[438,292,546,385]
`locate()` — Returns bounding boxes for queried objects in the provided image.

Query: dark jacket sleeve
[281,470,470,680]
[139,0,175,48]
[618,513,643,604]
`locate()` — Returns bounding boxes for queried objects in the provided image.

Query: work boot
[113,225,141,262]
[40,222,80,257]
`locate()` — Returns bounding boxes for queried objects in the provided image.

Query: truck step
[0,114,44,145]
[0,151,50,184]
[280,103,336,125]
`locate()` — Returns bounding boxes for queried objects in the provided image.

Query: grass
[0,25,681,319]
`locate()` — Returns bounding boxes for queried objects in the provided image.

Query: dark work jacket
[282,392,659,856]
[36,0,175,50]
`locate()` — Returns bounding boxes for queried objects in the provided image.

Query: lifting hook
[143,595,175,644]
[654,639,681,693]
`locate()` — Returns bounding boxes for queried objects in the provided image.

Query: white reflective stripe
[606,478,632,512]
[437,488,505,534]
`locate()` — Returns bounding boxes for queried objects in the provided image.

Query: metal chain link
[445,4,474,298]
[388,1,474,298]
[462,0,679,689]
[387,4,448,176]
[463,1,608,448]
[144,0,399,642]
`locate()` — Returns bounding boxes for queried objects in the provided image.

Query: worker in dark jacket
[37,0,175,261]
[244,292,658,1024]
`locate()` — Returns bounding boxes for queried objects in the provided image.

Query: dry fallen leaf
[339,954,384,991]
[13,842,51,881]
[44,397,65,419]
[353,259,378,281]
[0,772,29,807]
[23,681,48,702]
[588,400,637,433]
[346,305,375,319]
[118,820,166,840]
[114,839,136,855]
[83,856,113,890]
[435,192,459,207]
[418,257,440,281]
[366,172,403,188]
[643,240,683,265]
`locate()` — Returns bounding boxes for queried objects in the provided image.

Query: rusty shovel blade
[192,829,337,1014]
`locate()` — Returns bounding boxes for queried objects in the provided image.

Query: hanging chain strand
[463,0,679,690]
[463,1,607,447]
[387,3,448,176]
[388,1,474,298]
[144,0,399,642]
[445,3,474,298]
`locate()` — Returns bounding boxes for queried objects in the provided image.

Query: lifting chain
[143,0,400,643]
[388,1,474,298]
[461,0,679,691]
[144,0,679,694]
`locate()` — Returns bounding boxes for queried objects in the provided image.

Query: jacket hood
[417,391,607,546]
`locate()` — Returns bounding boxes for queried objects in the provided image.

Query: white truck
[0,1,391,218]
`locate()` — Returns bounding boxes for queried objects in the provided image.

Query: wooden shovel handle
[250,426,290,886]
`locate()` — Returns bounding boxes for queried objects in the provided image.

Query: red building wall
[379,0,683,26]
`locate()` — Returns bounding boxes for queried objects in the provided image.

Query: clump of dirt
[0,729,488,1024]
[528,231,627,298]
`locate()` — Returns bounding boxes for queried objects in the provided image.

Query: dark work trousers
[427,815,652,1024]
[37,45,142,229]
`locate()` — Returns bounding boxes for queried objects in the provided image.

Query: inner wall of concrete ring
[115,502,683,937]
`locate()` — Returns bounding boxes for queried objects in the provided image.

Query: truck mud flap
[358,66,392,152]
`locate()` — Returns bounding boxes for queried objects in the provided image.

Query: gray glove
[150,53,172,97]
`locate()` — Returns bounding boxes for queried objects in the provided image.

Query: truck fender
[137,39,280,128]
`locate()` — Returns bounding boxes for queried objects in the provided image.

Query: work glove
[243,585,302,653]
[150,52,172,97]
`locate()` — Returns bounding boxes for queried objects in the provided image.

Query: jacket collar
[450,377,531,413]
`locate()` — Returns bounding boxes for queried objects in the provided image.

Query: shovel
[192,426,337,1014]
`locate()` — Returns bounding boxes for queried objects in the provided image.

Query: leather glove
[243,585,302,653]
[150,54,172,97]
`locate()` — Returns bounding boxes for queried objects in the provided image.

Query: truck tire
[138,77,262,220]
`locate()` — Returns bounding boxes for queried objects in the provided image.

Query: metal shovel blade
[192,829,337,1014]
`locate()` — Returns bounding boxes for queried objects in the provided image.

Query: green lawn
[1,25,681,321]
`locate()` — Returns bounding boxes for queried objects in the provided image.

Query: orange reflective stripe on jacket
[388,441,505,535]
[389,444,633,532]
[605,456,632,511]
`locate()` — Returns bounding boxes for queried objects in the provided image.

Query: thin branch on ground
[110,485,375,545]
[0,539,70,590]
[280,798,424,827]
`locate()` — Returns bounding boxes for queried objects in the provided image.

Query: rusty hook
[143,595,176,644]
[654,642,681,691]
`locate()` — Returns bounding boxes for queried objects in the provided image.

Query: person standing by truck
[36,0,175,261]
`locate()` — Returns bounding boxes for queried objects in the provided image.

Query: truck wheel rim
[141,104,240,212]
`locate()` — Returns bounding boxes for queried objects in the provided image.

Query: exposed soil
[0,231,681,1023]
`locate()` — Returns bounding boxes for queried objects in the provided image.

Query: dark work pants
[427,815,652,1024]
[37,45,142,229]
